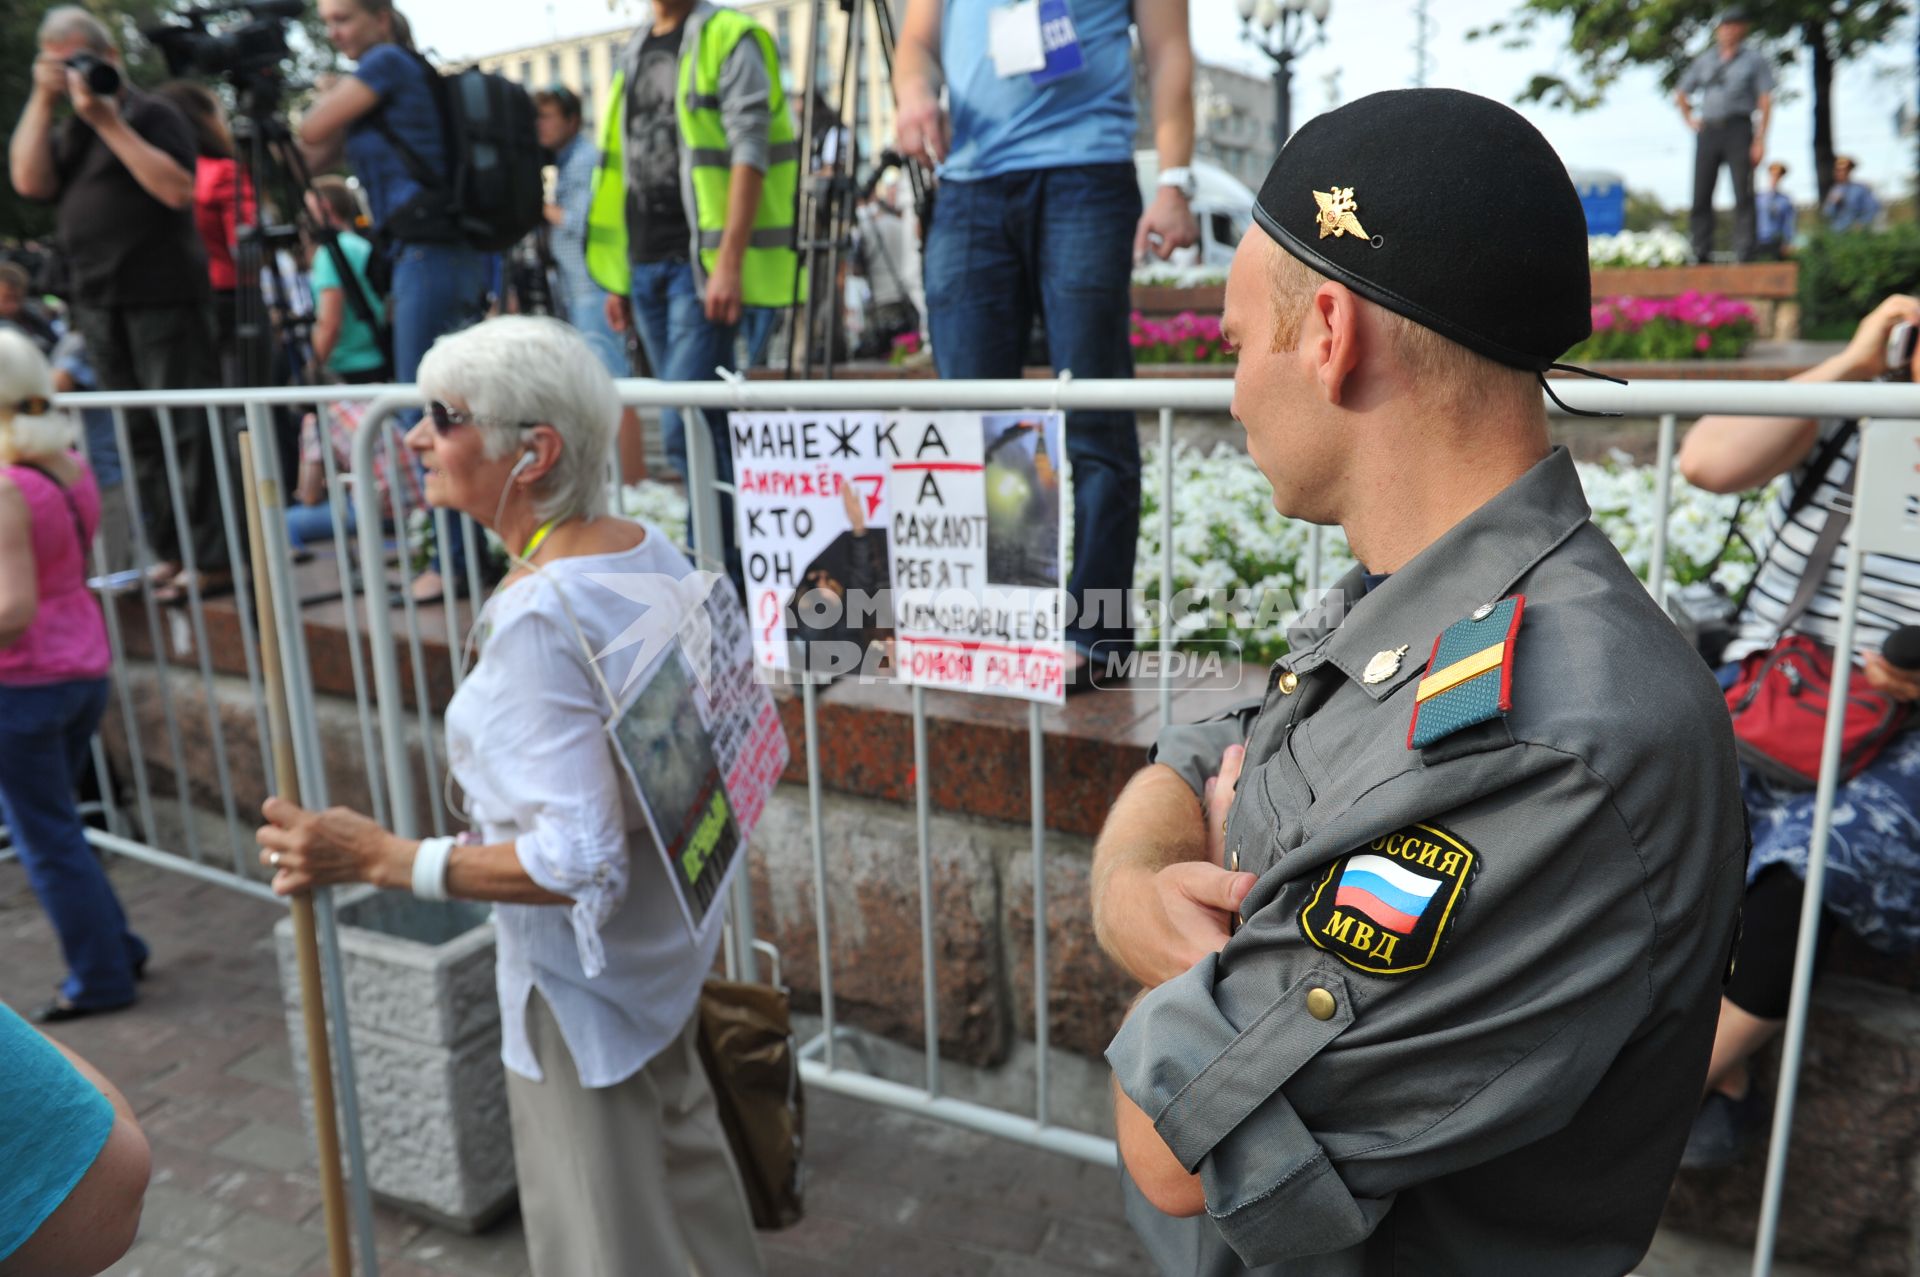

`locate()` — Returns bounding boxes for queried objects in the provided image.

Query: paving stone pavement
[2,853,1828,1276]
[1,853,1155,1277]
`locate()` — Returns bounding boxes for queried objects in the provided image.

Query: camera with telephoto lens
[1667,580,1741,665]
[1885,320,1918,382]
[64,52,121,96]
[144,0,301,84]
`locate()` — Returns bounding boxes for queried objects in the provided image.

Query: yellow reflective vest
[586,6,803,308]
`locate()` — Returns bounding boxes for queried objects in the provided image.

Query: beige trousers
[505,991,766,1277]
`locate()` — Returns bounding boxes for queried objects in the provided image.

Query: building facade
[1135,60,1278,192]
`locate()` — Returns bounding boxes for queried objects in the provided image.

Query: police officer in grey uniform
[1676,8,1775,263]
[1092,88,1747,1276]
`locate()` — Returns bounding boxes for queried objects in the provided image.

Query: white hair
[415,316,617,524]
[0,329,78,462]
[38,7,114,54]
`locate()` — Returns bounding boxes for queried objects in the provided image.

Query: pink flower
[1593,309,1616,331]
[1695,332,1712,352]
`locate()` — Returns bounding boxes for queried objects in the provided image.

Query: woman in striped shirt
[1676,293,1920,1167]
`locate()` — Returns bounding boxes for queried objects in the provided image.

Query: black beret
[1252,88,1592,373]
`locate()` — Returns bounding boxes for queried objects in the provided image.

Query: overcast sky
[397,0,1918,209]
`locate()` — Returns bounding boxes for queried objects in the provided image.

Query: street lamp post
[1236,0,1331,148]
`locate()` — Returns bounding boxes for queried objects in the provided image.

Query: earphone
[507,449,536,482]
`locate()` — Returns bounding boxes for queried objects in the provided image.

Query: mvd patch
[1297,823,1477,976]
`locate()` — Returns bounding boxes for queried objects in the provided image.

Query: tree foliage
[1474,0,1910,194]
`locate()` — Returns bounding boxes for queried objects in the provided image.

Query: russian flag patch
[1298,823,1477,976]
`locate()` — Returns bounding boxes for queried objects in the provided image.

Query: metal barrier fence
[36,375,1920,1276]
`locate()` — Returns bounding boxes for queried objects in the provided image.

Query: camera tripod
[783,0,932,379]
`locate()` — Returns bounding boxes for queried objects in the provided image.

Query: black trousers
[73,302,228,572]
[1691,116,1757,263]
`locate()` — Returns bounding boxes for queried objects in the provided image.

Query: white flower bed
[1589,228,1692,269]
[620,443,1774,665]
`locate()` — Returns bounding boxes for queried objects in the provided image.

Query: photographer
[299,0,487,604]
[8,7,227,603]
[1675,293,1920,1168]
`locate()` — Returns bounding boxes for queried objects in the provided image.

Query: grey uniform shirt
[1678,45,1774,123]
[1108,448,1746,1276]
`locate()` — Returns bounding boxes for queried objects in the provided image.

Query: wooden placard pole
[238,432,353,1277]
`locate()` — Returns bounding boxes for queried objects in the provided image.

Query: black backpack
[372,52,544,254]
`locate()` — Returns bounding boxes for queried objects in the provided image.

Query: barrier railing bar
[382,426,448,839]
[87,467,156,846]
[59,374,1920,419]
[1750,519,1869,1276]
[1649,413,1677,605]
[1158,407,1174,730]
[317,451,391,832]
[462,511,486,621]
[203,405,276,792]
[799,1062,1115,1166]
[246,418,382,1277]
[109,406,202,865]
[801,673,836,1071]
[912,685,940,1098]
[1030,702,1048,1128]
[354,400,419,839]
[88,737,128,841]
[83,827,283,905]
[154,406,247,876]
[431,506,463,692]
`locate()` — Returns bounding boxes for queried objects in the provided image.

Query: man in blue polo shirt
[895,0,1197,683]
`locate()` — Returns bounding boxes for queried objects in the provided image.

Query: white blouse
[444,528,724,1088]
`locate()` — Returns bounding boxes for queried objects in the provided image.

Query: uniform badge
[1297,823,1477,976]
[1313,186,1369,241]
[1363,645,1408,684]
[1406,595,1526,750]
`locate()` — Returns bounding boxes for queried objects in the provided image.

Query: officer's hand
[1864,652,1920,702]
[1201,744,1245,868]
[1840,294,1920,379]
[1102,861,1256,990]
[604,292,629,334]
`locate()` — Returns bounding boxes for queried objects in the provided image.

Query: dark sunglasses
[427,400,540,435]
[4,396,52,416]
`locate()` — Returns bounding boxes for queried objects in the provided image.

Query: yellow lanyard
[521,518,561,561]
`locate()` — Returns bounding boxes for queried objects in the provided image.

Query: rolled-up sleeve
[464,607,631,977]
[1146,699,1262,797]
[717,31,773,172]
[1107,745,1655,1266]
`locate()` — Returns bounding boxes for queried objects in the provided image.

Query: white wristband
[410,836,457,901]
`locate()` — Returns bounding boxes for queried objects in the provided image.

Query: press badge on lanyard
[989,0,1084,85]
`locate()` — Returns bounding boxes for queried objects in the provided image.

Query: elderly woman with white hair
[0,329,149,1024]
[256,317,763,1276]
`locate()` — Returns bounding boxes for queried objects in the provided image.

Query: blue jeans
[923,163,1143,656]
[564,290,629,379]
[0,679,147,1008]
[629,259,739,574]
[392,241,489,577]
[286,501,356,553]
[740,306,780,369]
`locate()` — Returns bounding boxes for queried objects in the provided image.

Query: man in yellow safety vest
[587,0,801,570]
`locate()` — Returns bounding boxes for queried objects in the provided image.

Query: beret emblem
[1313,186,1371,242]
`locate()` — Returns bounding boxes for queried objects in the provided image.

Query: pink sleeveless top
[0,455,109,686]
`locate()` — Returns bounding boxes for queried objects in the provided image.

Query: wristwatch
[1157,166,1197,201]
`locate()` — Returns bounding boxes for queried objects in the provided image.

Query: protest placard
[889,412,1068,703]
